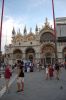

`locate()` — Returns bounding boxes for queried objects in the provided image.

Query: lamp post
[52,0,58,62]
[0,0,4,67]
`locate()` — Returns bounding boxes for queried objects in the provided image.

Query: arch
[41,44,55,65]
[13,49,22,60]
[13,49,22,54]
[40,32,55,43]
[25,47,35,53]
[41,44,55,54]
[25,47,35,61]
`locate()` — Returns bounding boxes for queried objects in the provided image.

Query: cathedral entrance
[13,49,22,63]
[25,48,35,62]
[45,52,52,64]
[41,44,55,65]
[29,55,33,61]
[46,57,51,64]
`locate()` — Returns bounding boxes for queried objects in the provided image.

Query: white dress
[46,67,48,74]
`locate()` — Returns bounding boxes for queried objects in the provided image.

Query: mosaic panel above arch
[41,44,55,54]
[40,32,55,43]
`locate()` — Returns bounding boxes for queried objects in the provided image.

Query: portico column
[35,52,40,63]
[22,52,26,60]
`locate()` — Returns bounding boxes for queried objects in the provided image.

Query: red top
[49,67,54,77]
[5,67,11,79]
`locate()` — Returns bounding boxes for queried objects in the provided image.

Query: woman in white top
[45,66,49,80]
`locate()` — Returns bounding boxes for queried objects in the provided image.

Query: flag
[0,0,4,51]
[52,0,58,61]
[52,0,56,35]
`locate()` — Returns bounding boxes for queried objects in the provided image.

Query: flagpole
[52,0,58,62]
[0,0,4,67]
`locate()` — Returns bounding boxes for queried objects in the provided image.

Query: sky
[0,0,66,53]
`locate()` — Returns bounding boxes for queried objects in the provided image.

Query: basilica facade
[4,18,66,65]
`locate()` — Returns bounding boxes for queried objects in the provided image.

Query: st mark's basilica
[4,18,66,65]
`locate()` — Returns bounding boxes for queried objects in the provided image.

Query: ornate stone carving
[40,32,55,43]
[41,45,54,54]
[26,34,35,41]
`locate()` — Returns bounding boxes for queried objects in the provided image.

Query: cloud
[29,0,46,8]
[49,20,54,28]
[1,16,25,53]
[38,19,53,29]
[26,0,47,11]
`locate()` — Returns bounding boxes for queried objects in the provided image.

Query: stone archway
[25,47,35,62]
[13,49,22,62]
[41,44,55,65]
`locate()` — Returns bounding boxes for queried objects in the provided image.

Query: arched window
[40,32,55,43]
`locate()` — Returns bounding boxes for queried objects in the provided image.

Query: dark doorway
[46,57,51,64]
[29,55,33,61]
[25,47,35,61]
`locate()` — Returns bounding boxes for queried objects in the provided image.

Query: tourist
[4,64,12,92]
[16,60,24,93]
[55,62,60,80]
[48,64,54,79]
[30,62,33,72]
[45,65,49,80]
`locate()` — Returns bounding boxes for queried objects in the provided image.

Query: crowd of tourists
[45,62,60,80]
[1,60,66,94]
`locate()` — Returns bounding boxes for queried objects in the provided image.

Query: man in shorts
[16,60,24,93]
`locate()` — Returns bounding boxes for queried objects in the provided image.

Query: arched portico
[13,49,22,63]
[41,44,55,65]
[25,47,35,62]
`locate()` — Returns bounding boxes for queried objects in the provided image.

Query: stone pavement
[0,75,5,91]
[0,68,66,100]
[0,69,16,91]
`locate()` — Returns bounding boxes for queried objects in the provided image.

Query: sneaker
[16,90,21,92]
[20,89,24,91]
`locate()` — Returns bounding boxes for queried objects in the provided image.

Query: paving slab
[0,68,66,100]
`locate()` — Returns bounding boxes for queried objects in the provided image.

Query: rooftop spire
[35,24,38,32]
[30,27,32,33]
[18,28,21,34]
[45,17,49,26]
[24,25,27,35]
[12,27,16,37]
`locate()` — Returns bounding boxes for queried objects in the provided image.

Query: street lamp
[52,0,58,62]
